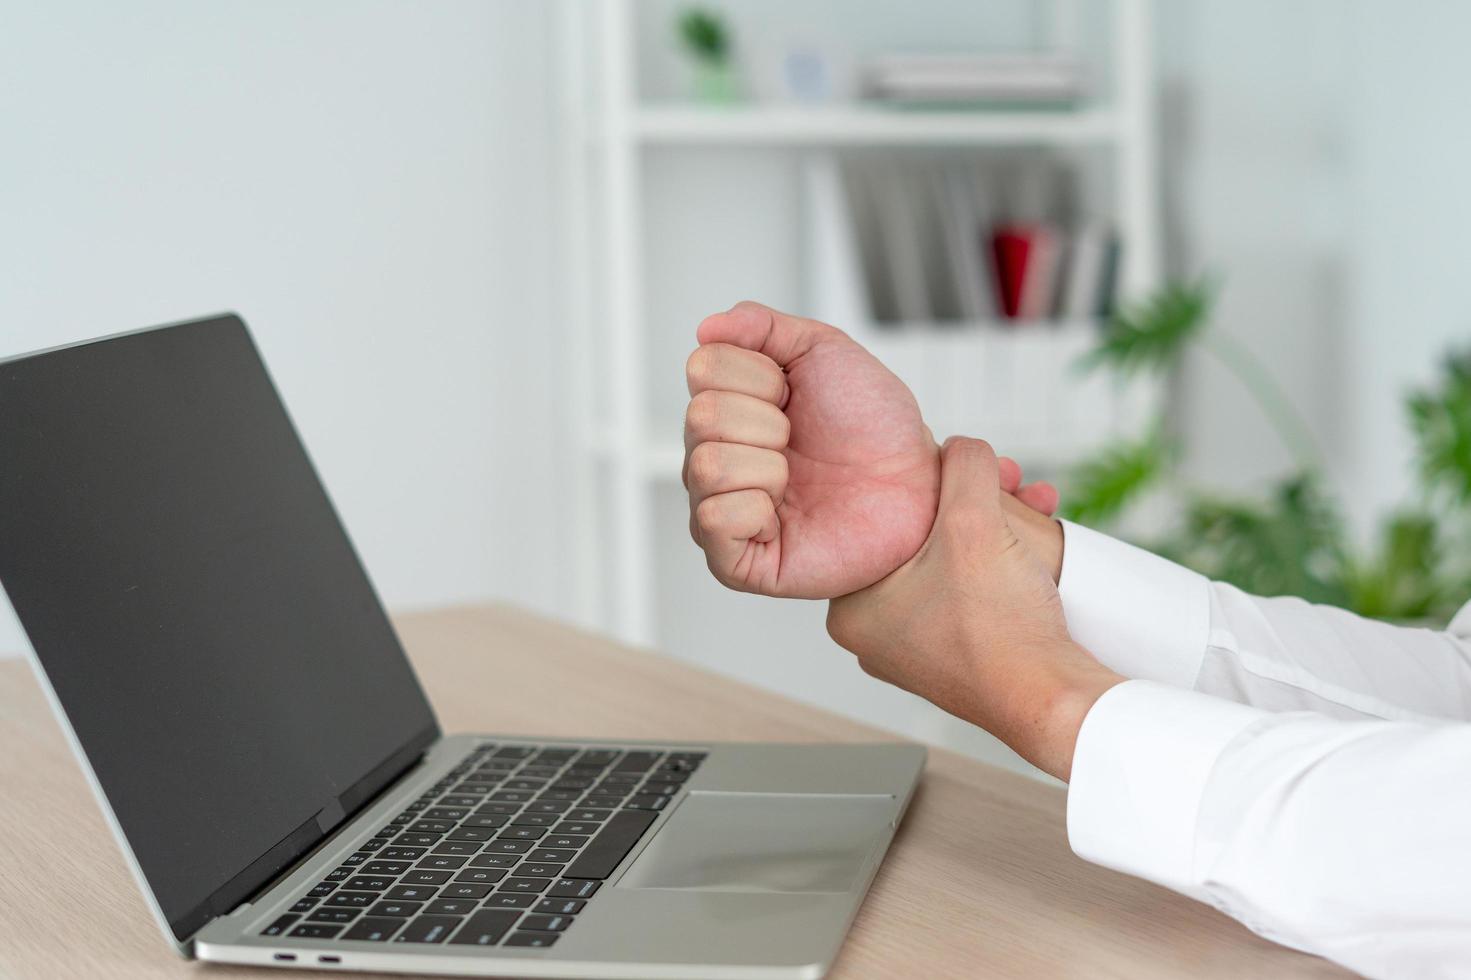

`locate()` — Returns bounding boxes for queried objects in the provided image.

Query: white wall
[6,1,1470,780]
[0,1,572,657]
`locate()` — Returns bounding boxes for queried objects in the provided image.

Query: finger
[686,342,788,405]
[693,488,779,582]
[684,389,791,452]
[937,436,1002,521]
[696,301,833,369]
[998,455,1023,495]
[685,442,789,509]
[1015,481,1060,517]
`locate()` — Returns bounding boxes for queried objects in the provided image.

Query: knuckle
[687,442,723,488]
[685,390,720,436]
[694,495,724,535]
[685,346,716,387]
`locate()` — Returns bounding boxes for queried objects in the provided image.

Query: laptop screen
[0,315,439,941]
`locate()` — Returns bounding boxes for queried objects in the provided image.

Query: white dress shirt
[1056,520,1471,980]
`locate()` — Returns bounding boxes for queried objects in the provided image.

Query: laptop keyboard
[259,742,705,949]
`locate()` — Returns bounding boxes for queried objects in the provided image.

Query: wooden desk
[0,604,1347,979]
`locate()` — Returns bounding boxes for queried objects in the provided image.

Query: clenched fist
[683,302,1057,598]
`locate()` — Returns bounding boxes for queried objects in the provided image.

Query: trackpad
[619,792,895,894]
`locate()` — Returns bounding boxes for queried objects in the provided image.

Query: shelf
[631,104,1119,147]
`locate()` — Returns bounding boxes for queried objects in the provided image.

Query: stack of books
[838,160,1120,326]
[863,53,1084,107]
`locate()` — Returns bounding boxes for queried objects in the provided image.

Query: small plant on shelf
[1065,280,1471,623]
[676,7,738,103]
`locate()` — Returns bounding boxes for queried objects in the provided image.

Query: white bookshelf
[562,0,1162,647]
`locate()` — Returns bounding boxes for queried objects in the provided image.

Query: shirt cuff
[1066,680,1262,899]
[1057,520,1211,688]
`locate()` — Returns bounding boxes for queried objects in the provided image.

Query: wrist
[1005,648,1124,782]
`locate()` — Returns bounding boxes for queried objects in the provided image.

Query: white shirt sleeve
[1068,681,1471,978]
[1057,519,1471,722]
[1057,523,1471,977]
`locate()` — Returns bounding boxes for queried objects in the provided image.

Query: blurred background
[4,0,1469,778]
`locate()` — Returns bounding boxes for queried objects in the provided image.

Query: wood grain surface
[0,603,1348,979]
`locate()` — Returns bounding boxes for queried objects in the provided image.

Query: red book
[991,224,1036,319]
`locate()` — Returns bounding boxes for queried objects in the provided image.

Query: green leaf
[1080,279,1213,376]
[1407,347,1471,504]
[1163,473,1348,605]
[1060,426,1173,527]
[1337,512,1455,621]
[678,8,730,62]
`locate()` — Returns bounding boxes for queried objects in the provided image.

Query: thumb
[937,436,1004,522]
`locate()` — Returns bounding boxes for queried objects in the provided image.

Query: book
[932,165,995,320]
[864,53,1084,106]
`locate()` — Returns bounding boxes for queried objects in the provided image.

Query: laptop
[0,314,924,978]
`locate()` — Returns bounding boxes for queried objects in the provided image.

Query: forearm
[1070,682,1471,976]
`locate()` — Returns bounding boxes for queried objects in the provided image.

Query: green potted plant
[1066,280,1471,624]
[677,7,738,103]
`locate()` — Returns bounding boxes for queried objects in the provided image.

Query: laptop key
[511,812,558,827]
[426,898,477,916]
[361,860,411,876]
[401,870,452,886]
[565,810,657,879]
[408,820,455,834]
[460,814,509,829]
[613,751,662,772]
[447,909,521,946]
[490,791,533,803]
[484,839,533,854]
[343,876,394,892]
[483,892,538,909]
[624,795,669,811]
[445,827,495,842]
[547,878,600,900]
[520,913,570,932]
[469,853,520,869]
[360,837,390,851]
[475,802,521,815]
[324,867,352,882]
[536,790,581,802]
[386,884,438,902]
[499,876,551,893]
[535,898,585,915]
[517,863,564,879]
[526,848,575,863]
[433,841,483,857]
[425,807,470,821]
[417,855,468,871]
[553,821,602,836]
[261,914,298,936]
[454,868,508,885]
[440,795,480,807]
[504,932,558,947]
[367,900,421,917]
[566,809,613,823]
[542,835,588,850]
[288,923,343,939]
[341,916,403,942]
[440,883,493,900]
[493,746,535,759]
[307,908,361,923]
[289,898,317,913]
[324,891,376,908]
[379,846,427,860]
[393,915,461,944]
[498,827,545,841]
[308,882,337,897]
[396,833,441,847]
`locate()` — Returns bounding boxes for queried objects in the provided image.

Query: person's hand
[826,437,1122,781]
[684,301,1058,598]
